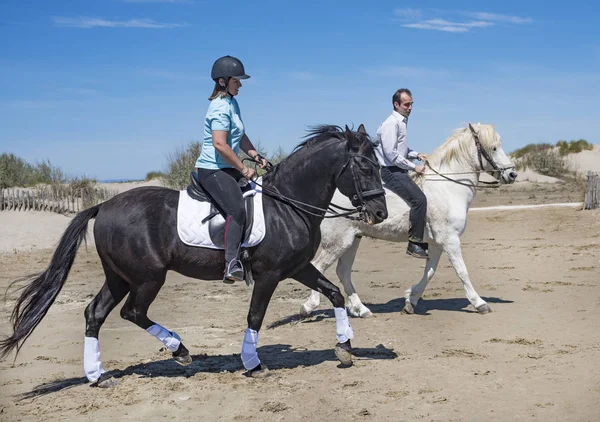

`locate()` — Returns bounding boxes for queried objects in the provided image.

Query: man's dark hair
[393,88,412,108]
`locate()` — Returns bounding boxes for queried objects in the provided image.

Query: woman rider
[195,55,268,283]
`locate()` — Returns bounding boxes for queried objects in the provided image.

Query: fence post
[585,171,599,210]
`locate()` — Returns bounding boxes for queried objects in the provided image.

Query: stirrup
[223,259,245,284]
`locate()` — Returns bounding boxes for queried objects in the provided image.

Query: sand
[1,152,599,421]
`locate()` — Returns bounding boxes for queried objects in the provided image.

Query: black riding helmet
[211,56,250,81]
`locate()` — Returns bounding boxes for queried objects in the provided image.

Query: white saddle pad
[176,179,266,250]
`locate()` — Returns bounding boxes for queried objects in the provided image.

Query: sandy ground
[1,166,600,421]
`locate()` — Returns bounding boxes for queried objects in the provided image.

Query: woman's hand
[241,166,257,180]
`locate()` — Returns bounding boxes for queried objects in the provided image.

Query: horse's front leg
[293,264,355,366]
[243,276,279,377]
[403,243,443,314]
[443,235,490,314]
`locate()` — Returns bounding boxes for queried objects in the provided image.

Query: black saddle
[186,171,255,249]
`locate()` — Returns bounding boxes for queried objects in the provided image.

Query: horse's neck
[424,155,480,206]
[268,142,341,213]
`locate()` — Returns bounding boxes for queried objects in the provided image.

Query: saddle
[186,171,255,249]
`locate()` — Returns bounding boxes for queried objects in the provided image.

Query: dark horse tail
[0,205,101,360]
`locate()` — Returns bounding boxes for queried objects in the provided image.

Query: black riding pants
[380,166,427,242]
[196,167,245,263]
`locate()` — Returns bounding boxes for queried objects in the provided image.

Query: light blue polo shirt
[195,95,245,169]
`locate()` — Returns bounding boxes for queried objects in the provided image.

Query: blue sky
[1,0,599,180]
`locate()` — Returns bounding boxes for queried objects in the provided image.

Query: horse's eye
[493,147,497,151]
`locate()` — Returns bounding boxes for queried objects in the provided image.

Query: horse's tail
[0,204,101,360]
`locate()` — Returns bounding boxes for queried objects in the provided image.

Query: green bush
[515,148,572,177]
[557,139,593,155]
[0,154,67,188]
[164,141,202,190]
[163,141,289,189]
[145,171,165,181]
[511,143,554,160]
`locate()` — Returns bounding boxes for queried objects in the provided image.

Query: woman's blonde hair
[208,80,229,101]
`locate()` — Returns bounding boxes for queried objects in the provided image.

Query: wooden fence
[584,171,599,210]
[0,186,117,214]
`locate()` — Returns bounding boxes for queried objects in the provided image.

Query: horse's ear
[345,125,360,150]
[357,123,367,135]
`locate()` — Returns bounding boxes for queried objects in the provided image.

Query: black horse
[0,125,388,386]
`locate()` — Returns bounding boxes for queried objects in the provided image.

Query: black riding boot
[223,217,245,283]
[407,237,429,259]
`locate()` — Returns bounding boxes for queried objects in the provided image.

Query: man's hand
[417,153,428,162]
[255,156,269,169]
[414,164,425,174]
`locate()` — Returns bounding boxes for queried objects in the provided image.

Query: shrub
[516,148,572,177]
[511,143,553,160]
[557,139,593,155]
[145,171,165,181]
[164,141,202,190]
[0,154,68,188]
[163,140,289,189]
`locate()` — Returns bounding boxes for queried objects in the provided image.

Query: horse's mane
[262,125,371,184]
[411,123,499,186]
[426,123,498,169]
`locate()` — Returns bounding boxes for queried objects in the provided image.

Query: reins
[242,156,368,220]
[420,124,512,189]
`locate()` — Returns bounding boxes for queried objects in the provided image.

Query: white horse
[300,123,518,318]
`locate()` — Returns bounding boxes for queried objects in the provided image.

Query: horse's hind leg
[300,247,340,317]
[119,272,193,367]
[442,235,490,314]
[403,243,443,314]
[84,264,129,387]
[335,237,372,318]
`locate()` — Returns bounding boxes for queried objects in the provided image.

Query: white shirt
[374,110,419,170]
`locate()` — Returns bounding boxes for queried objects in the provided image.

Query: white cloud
[395,9,532,33]
[51,16,187,29]
[288,72,315,81]
[465,12,532,24]
[403,19,493,32]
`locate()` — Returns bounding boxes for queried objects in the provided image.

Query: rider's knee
[413,192,427,207]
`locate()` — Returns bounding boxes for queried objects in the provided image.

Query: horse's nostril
[376,210,388,220]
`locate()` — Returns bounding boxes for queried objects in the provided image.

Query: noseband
[469,123,517,180]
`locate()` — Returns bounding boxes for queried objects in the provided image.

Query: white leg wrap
[146,323,181,352]
[241,328,261,370]
[334,307,354,343]
[84,337,106,383]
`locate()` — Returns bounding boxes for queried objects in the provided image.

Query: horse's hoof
[92,375,120,388]
[476,303,492,314]
[247,363,271,378]
[299,305,312,319]
[402,301,415,314]
[335,340,353,367]
[174,353,192,366]
[173,344,193,366]
[360,310,374,318]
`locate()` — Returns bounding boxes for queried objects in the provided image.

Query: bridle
[335,152,385,212]
[425,124,513,189]
[245,150,385,221]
